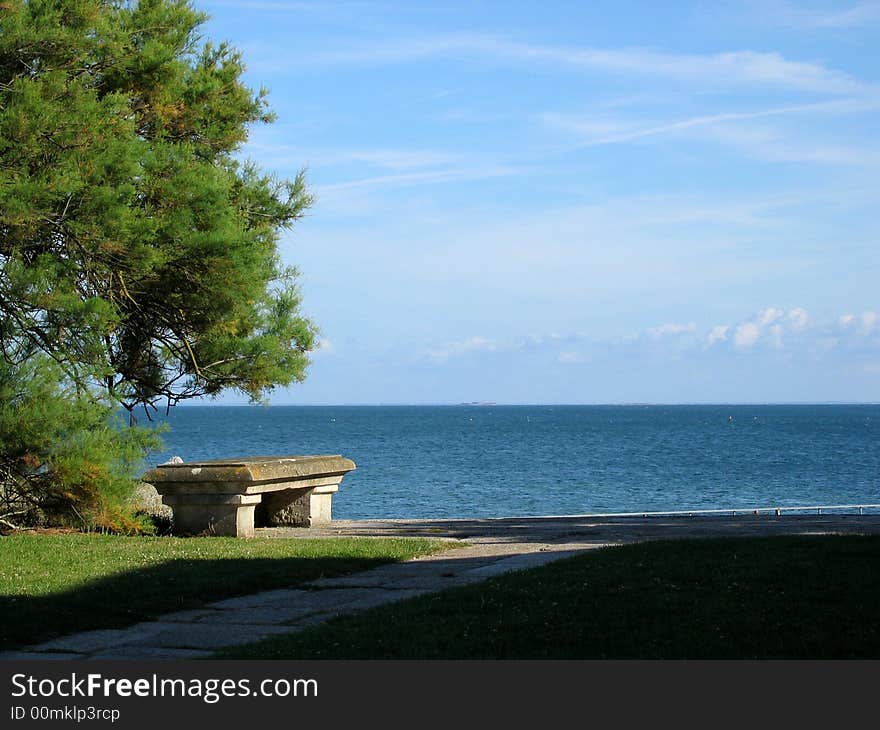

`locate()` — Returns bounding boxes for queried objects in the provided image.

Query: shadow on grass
[0,555,389,651]
[221,535,880,660]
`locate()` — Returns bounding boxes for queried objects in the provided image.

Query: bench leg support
[162,494,262,537]
[257,485,338,528]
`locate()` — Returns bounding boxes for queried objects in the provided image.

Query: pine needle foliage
[0,1,316,528]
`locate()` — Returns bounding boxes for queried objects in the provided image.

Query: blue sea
[147,405,880,519]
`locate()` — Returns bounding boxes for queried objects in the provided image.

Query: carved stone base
[257,485,338,527]
[162,494,262,538]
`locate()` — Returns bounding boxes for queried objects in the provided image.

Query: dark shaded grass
[0,533,448,650]
[221,535,880,659]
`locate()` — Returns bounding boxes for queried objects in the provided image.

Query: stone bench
[141,455,356,537]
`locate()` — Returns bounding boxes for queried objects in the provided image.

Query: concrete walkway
[3,513,879,660]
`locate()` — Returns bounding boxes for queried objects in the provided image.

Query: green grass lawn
[220,535,880,659]
[0,532,451,651]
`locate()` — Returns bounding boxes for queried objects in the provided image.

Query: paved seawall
[264,512,880,546]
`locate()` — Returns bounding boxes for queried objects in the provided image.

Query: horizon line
[172,401,880,407]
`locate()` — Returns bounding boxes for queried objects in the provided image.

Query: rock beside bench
[141,455,356,537]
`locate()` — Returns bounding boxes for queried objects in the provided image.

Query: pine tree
[0,0,317,418]
[0,1,317,527]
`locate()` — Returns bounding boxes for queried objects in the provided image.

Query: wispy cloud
[544,98,880,149]
[434,108,513,125]
[293,35,868,94]
[248,142,459,171]
[209,1,326,9]
[746,1,880,29]
[208,0,388,15]
[334,186,878,317]
[545,106,821,146]
[539,94,880,167]
[239,140,515,213]
[702,123,880,167]
[314,165,516,196]
[340,148,457,170]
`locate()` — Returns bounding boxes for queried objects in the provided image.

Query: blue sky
[199,0,879,404]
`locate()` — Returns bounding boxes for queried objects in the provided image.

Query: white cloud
[707,325,729,345]
[417,306,878,367]
[310,339,336,357]
[758,307,785,326]
[647,322,697,338]
[557,351,587,364]
[834,310,880,336]
[729,307,813,349]
[425,336,500,363]
[787,307,810,331]
[734,322,761,349]
[722,306,877,353]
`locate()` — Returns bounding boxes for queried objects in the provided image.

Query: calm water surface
[147,405,880,519]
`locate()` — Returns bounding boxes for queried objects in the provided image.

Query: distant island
[458,402,497,406]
